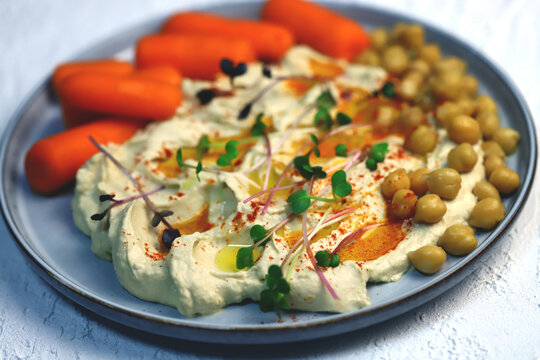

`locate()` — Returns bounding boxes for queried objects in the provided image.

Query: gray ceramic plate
[0,1,537,344]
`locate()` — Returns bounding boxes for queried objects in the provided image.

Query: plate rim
[0,0,537,340]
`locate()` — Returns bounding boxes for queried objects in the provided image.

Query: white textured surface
[1,0,539,358]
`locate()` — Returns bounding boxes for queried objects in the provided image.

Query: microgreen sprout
[251,113,267,137]
[315,250,340,267]
[293,154,326,180]
[91,186,165,221]
[259,265,291,313]
[262,66,272,79]
[316,89,336,110]
[335,144,347,157]
[310,134,320,157]
[89,137,180,248]
[250,224,267,243]
[313,107,333,130]
[220,58,247,88]
[236,247,255,269]
[381,82,395,98]
[336,112,352,125]
[235,224,272,270]
[176,149,204,181]
[287,190,333,214]
[196,89,215,105]
[365,142,389,171]
[196,135,210,160]
[216,140,239,167]
[331,170,352,198]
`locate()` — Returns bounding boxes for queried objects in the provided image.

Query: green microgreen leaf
[310,134,320,157]
[151,210,174,228]
[260,265,291,313]
[195,162,203,181]
[314,107,333,130]
[316,89,336,110]
[370,142,389,155]
[287,190,312,214]
[315,250,331,267]
[381,82,395,98]
[251,113,267,137]
[236,247,254,269]
[217,140,239,166]
[366,157,377,170]
[329,253,340,267]
[372,151,385,163]
[250,224,267,243]
[336,112,352,125]
[293,155,312,180]
[176,149,185,168]
[335,144,347,157]
[331,170,352,198]
[196,135,210,160]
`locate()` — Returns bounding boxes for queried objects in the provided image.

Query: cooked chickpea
[489,167,520,194]
[356,50,379,66]
[381,168,410,199]
[410,59,431,77]
[419,44,441,65]
[481,141,505,158]
[402,24,424,49]
[382,45,409,75]
[425,168,462,200]
[414,88,438,110]
[476,112,500,139]
[370,28,388,51]
[461,75,478,96]
[434,57,466,76]
[468,198,505,230]
[438,224,477,256]
[409,168,429,196]
[404,125,437,155]
[473,181,501,201]
[390,189,418,219]
[375,105,399,126]
[475,95,497,115]
[484,154,505,178]
[414,194,447,224]
[447,115,481,144]
[493,128,520,155]
[398,106,424,130]
[448,143,478,173]
[435,102,462,128]
[408,245,446,274]
[432,71,463,100]
[398,72,423,100]
[456,97,475,116]
[390,22,408,43]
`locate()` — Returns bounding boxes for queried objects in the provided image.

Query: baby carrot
[58,72,182,120]
[262,0,370,61]
[132,65,183,87]
[61,103,101,129]
[135,34,256,80]
[52,60,134,90]
[24,119,141,195]
[161,12,294,62]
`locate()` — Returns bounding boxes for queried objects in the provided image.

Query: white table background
[1,1,539,359]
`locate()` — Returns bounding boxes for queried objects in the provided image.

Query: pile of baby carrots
[25,0,370,195]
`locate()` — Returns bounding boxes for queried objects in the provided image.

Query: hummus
[73,46,484,316]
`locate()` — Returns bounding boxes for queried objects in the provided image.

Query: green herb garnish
[310,134,321,157]
[293,155,326,180]
[365,142,389,171]
[251,113,267,137]
[336,112,352,125]
[335,144,347,157]
[331,170,352,198]
[196,135,210,160]
[250,224,267,242]
[287,190,333,214]
[259,265,291,313]
[316,89,336,110]
[314,107,333,130]
[236,247,254,269]
[315,250,340,267]
[381,82,395,98]
[216,140,239,166]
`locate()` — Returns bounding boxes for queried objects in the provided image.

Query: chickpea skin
[434,57,466,76]
[382,45,409,75]
[432,71,463,100]
[448,143,478,173]
[438,224,477,256]
[436,102,462,128]
[402,24,424,49]
[456,97,476,116]
[398,72,423,100]
[390,189,418,219]
[475,95,497,115]
[409,168,429,196]
[493,128,520,155]
[408,245,446,274]
[481,141,505,158]
[410,59,431,77]
[398,106,425,130]
[425,168,462,200]
[419,44,441,65]
[484,154,506,178]
[414,194,447,224]
[381,168,410,199]
[356,50,380,66]
[489,167,520,194]
[461,75,478,96]
[468,198,505,230]
[404,125,437,155]
[370,28,388,51]
[447,115,482,144]
[476,112,499,139]
[473,181,501,201]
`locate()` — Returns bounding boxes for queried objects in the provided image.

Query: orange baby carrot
[135,34,256,80]
[58,73,182,120]
[52,60,134,90]
[25,119,141,195]
[161,12,294,62]
[262,0,370,61]
[132,65,183,87]
[61,103,101,129]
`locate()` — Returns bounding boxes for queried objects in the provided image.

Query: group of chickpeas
[358,23,521,275]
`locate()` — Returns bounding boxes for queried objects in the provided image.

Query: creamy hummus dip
[73,46,484,316]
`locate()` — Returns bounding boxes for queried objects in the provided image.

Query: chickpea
[405,125,437,155]
[375,105,399,126]
[434,57,466,76]
[493,128,520,155]
[448,143,478,173]
[425,168,462,200]
[410,59,431,77]
[381,168,410,199]
[456,96,475,116]
[356,50,380,66]
[447,115,481,144]
[461,75,478,96]
[468,198,505,230]
[409,168,429,196]
[402,24,424,49]
[476,112,500,139]
[408,245,446,274]
[419,44,441,65]
[438,224,477,256]
[475,95,497,115]
[370,27,388,51]
[414,194,447,224]
[484,154,505,178]
[398,106,424,130]
[473,181,501,201]
[390,22,408,43]
[432,71,463,100]
[382,45,409,75]
[414,87,438,111]
[489,167,520,194]
[435,102,462,128]
[481,141,505,158]
[390,189,418,219]
[398,72,423,100]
